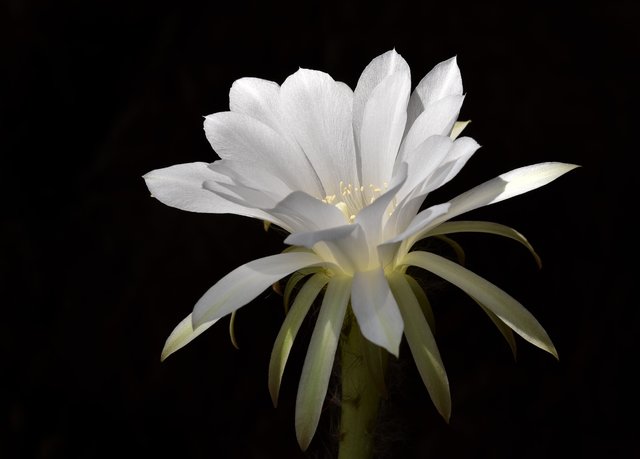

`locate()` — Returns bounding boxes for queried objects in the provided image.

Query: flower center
[322,181,389,223]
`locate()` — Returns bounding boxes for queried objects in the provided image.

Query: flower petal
[144,162,271,219]
[296,275,351,450]
[396,135,453,201]
[425,220,542,268]
[351,268,404,357]
[286,224,369,274]
[267,191,348,233]
[419,136,480,194]
[229,77,283,132]
[400,251,558,358]
[388,272,451,421]
[353,49,410,159]
[160,313,219,361]
[280,68,358,196]
[406,56,463,134]
[192,252,326,328]
[209,159,294,199]
[395,162,580,248]
[450,120,470,140]
[398,95,465,164]
[358,68,411,186]
[204,112,322,196]
[269,272,330,406]
[472,297,518,360]
[355,162,408,249]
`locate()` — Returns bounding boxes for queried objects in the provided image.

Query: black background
[2,1,637,458]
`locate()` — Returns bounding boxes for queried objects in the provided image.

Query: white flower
[144,49,577,449]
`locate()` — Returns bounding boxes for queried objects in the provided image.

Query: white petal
[204,112,322,196]
[160,313,219,361]
[353,49,410,159]
[204,178,282,210]
[296,275,351,450]
[267,191,348,233]
[355,162,408,252]
[192,252,325,328]
[401,251,558,358]
[388,272,451,420]
[398,95,465,164]
[358,63,411,186]
[144,162,269,219]
[396,135,453,201]
[280,68,358,196]
[229,77,283,132]
[395,162,580,246]
[406,56,463,134]
[351,268,403,356]
[286,224,369,274]
[209,159,294,199]
[418,136,480,194]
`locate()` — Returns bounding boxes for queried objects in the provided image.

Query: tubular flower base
[144,49,578,453]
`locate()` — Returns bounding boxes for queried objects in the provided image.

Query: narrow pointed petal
[388,272,451,420]
[401,251,558,358]
[472,298,518,360]
[144,162,271,219]
[406,56,463,134]
[425,220,542,268]
[398,95,465,163]
[353,49,410,157]
[355,162,408,248]
[280,69,357,197]
[192,252,325,328]
[404,275,436,332]
[359,70,411,186]
[296,276,351,450]
[160,313,219,361]
[450,120,470,140]
[204,112,322,196]
[352,268,404,357]
[269,273,330,406]
[395,162,580,247]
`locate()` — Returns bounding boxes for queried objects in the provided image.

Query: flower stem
[338,315,386,459]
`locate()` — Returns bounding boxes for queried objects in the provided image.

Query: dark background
[2,0,637,457]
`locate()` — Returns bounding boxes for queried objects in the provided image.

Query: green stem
[338,314,386,459]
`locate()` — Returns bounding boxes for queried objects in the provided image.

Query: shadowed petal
[144,162,271,220]
[269,272,330,406]
[388,272,451,420]
[400,251,558,358]
[204,112,322,196]
[295,276,351,450]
